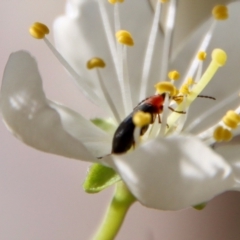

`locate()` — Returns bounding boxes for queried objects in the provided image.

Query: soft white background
[1,0,240,239]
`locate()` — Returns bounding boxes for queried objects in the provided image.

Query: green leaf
[83,163,121,193]
[91,118,116,134]
[193,202,207,210]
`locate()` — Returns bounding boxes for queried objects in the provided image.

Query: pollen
[172,95,183,104]
[213,126,232,142]
[179,83,190,95]
[108,0,124,4]
[155,82,176,96]
[198,51,207,61]
[212,5,229,20]
[116,30,134,46]
[222,110,240,129]
[29,22,49,39]
[187,78,196,86]
[168,70,180,81]
[87,58,106,69]
[133,111,151,127]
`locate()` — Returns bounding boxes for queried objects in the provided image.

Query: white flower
[1,0,240,211]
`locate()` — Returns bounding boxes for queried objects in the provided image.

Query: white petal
[0,51,112,162]
[53,0,164,115]
[214,135,240,190]
[170,2,240,134]
[48,101,112,158]
[113,135,234,210]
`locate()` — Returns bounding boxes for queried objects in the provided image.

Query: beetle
[111,93,215,154]
[112,94,169,154]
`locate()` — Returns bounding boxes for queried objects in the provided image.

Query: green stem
[93,182,136,240]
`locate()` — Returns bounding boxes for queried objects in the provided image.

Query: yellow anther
[116,30,131,38]
[213,126,232,142]
[172,95,184,104]
[173,88,179,96]
[198,51,207,61]
[212,5,228,20]
[223,129,233,141]
[168,70,180,81]
[116,30,134,46]
[155,81,176,96]
[187,78,196,86]
[160,0,169,3]
[179,83,190,95]
[222,110,240,129]
[213,126,224,141]
[211,49,227,67]
[87,58,106,69]
[29,22,49,39]
[133,111,151,127]
[226,110,240,123]
[108,0,124,4]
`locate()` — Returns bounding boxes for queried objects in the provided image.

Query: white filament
[187,89,240,134]
[182,21,216,84]
[43,38,103,105]
[160,0,177,81]
[96,69,121,123]
[139,0,162,101]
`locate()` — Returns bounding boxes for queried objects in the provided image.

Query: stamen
[182,5,228,86]
[29,22,49,39]
[213,126,232,142]
[155,81,177,135]
[87,58,121,123]
[115,30,134,114]
[133,111,151,146]
[155,81,176,96]
[114,3,121,33]
[108,0,124,4]
[159,93,169,136]
[29,22,104,108]
[116,30,134,46]
[179,78,196,95]
[187,49,226,101]
[167,49,227,131]
[195,51,207,81]
[87,58,106,69]
[212,5,229,20]
[133,111,151,127]
[172,95,183,104]
[168,70,180,81]
[222,110,240,129]
[98,0,126,113]
[198,51,207,61]
[187,90,240,133]
[98,0,118,65]
[160,0,177,80]
[187,78,196,86]
[179,83,190,95]
[139,0,162,100]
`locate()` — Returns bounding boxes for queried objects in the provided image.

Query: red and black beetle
[112,94,167,154]
[111,93,215,154]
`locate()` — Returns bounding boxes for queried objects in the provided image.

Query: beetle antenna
[168,106,186,114]
[197,95,216,100]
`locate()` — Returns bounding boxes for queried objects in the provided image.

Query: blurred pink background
[1,1,240,239]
